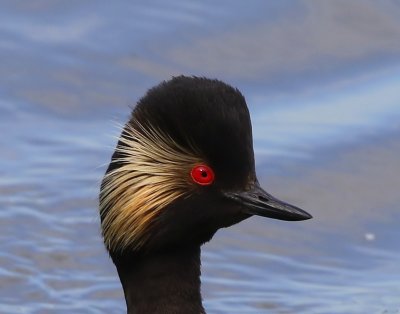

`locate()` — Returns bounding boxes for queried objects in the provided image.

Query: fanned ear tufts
[99,121,201,252]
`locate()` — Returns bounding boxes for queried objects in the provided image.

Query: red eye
[190,164,215,186]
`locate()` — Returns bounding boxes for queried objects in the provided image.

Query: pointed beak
[224,182,312,221]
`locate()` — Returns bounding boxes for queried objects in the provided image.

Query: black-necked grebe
[99,76,312,314]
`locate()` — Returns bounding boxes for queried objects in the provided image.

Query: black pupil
[201,170,208,178]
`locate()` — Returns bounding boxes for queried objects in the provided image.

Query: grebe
[99,76,311,313]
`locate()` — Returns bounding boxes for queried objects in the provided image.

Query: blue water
[1,1,400,313]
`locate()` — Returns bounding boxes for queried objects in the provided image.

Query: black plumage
[99,76,311,314]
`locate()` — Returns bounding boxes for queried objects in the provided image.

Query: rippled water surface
[1,1,400,313]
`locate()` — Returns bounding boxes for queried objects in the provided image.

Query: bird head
[99,76,311,256]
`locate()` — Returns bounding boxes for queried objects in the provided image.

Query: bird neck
[115,246,205,314]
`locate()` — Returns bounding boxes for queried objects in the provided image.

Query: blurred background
[1,1,400,313]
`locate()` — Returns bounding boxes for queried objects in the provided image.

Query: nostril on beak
[257,195,270,202]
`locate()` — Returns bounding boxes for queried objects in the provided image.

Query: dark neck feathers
[114,246,205,314]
